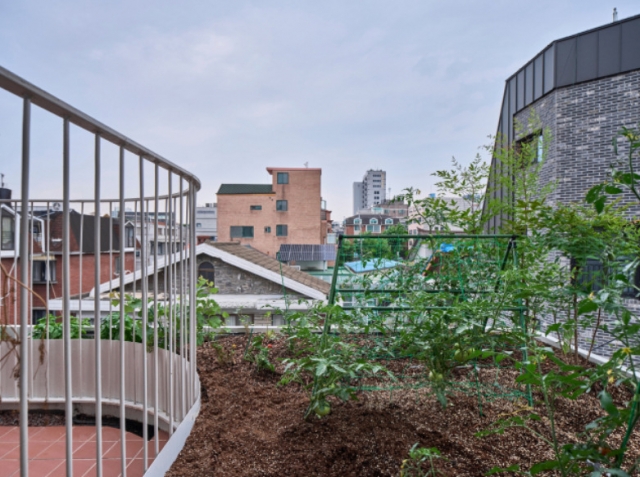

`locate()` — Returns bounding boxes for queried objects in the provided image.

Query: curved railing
[0,66,201,476]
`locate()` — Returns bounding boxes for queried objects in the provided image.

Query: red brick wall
[0,252,135,325]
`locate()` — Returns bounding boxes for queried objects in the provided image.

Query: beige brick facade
[217,168,324,257]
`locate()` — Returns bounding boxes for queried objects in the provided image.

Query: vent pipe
[613,8,618,22]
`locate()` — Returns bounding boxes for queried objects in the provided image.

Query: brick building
[1,209,135,324]
[217,167,329,257]
[343,214,401,235]
[484,13,640,357]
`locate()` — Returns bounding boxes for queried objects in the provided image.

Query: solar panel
[278,244,336,261]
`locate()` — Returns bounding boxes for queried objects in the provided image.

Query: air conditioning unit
[290,265,301,271]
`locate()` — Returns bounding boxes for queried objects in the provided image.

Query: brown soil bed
[167,335,640,477]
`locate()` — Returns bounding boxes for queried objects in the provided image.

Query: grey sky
[0,1,637,220]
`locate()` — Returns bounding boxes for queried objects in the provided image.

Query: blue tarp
[440,243,455,253]
[344,258,399,274]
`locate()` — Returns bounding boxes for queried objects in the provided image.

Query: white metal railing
[0,65,201,476]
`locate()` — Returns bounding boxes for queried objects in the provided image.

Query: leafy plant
[32,315,91,339]
[245,334,275,373]
[400,444,446,477]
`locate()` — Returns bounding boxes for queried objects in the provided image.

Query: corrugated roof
[278,244,336,262]
[217,184,273,195]
[207,242,331,295]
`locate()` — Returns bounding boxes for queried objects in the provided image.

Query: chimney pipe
[613,8,618,22]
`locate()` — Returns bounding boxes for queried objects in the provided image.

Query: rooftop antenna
[613,7,618,22]
[0,173,4,188]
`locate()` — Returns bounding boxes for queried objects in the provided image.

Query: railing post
[118,145,127,477]
[19,95,31,477]
[62,116,74,476]
[94,132,103,477]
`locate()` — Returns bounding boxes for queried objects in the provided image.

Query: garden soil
[167,335,640,477]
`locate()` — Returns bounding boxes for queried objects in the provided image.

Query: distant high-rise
[353,170,386,214]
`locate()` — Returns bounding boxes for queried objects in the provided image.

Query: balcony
[0,66,201,476]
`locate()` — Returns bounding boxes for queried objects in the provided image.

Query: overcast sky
[1,1,637,220]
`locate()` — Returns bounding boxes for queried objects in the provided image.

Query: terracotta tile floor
[0,426,168,477]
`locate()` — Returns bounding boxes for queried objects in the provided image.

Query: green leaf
[586,184,604,203]
[486,464,520,475]
[530,460,560,475]
[604,184,623,194]
[316,361,328,377]
[594,196,606,214]
[599,391,619,417]
[578,299,599,315]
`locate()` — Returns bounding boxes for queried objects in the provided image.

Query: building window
[32,309,47,324]
[264,226,271,233]
[517,132,544,164]
[353,218,362,225]
[272,314,287,326]
[225,314,255,326]
[276,224,288,236]
[151,241,165,256]
[1,211,15,251]
[250,205,262,210]
[366,225,381,233]
[276,200,288,211]
[277,172,289,184]
[230,226,254,238]
[125,224,135,247]
[370,218,378,225]
[198,261,215,283]
[385,218,394,225]
[354,225,360,232]
[196,222,202,228]
[32,260,56,283]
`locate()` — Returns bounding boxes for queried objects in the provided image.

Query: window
[366,225,381,233]
[225,314,255,326]
[276,200,288,211]
[230,226,254,238]
[272,314,287,326]
[250,205,262,210]
[385,218,394,225]
[277,172,289,184]
[125,224,135,248]
[32,309,47,324]
[370,218,378,225]
[1,211,15,250]
[574,258,638,298]
[196,222,202,228]
[264,226,271,233]
[354,225,361,232]
[32,260,56,283]
[276,224,288,236]
[353,218,362,225]
[517,132,544,164]
[198,261,215,283]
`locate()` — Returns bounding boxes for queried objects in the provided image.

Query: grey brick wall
[515,69,640,358]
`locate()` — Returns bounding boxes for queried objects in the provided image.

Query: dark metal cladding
[483,13,640,233]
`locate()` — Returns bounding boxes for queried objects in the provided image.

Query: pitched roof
[217,184,273,195]
[207,242,331,295]
[46,211,123,254]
